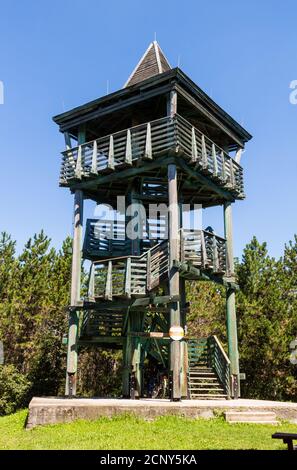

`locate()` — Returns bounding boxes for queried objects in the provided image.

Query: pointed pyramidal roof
[124,41,171,88]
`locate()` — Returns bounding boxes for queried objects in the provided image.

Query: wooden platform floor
[27,397,297,428]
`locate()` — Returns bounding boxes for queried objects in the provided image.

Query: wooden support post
[179,202,188,398]
[168,163,181,401]
[131,312,142,398]
[166,90,182,400]
[130,183,142,256]
[167,89,177,117]
[65,126,85,396]
[122,313,132,397]
[70,190,84,302]
[223,202,240,398]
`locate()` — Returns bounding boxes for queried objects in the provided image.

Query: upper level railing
[60,115,244,197]
[180,228,227,274]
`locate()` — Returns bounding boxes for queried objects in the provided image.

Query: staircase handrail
[208,335,231,398]
[92,239,168,265]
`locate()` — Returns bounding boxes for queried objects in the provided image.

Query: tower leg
[180,279,188,398]
[131,312,143,398]
[226,287,240,398]
[224,202,240,398]
[65,189,84,396]
[122,331,132,397]
[168,164,181,401]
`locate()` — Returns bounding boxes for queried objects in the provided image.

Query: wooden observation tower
[53,42,252,400]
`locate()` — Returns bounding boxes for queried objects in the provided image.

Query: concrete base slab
[27,397,297,428]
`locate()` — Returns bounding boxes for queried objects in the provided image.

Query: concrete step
[224,411,278,425]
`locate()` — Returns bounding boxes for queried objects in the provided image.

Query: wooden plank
[91,140,98,174]
[144,122,152,159]
[125,129,132,165]
[75,145,82,179]
[235,147,242,164]
[105,260,113,300]
[108,135,115,169]
[191,127,198,163]
[125,257,131,298]
[201,134,208,169]
[212,144,218,176]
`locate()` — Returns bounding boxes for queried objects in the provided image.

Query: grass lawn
[0,410,296,450]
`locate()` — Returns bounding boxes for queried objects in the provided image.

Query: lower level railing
[84,220,227,275]
[87,240,169,300]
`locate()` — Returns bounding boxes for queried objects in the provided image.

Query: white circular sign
[169,326,184,341]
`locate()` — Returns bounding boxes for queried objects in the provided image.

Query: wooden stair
[188,367,227,399]
[188,337,230,399]
[80,310,124,338]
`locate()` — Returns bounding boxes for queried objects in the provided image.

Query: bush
[0,365,31,415]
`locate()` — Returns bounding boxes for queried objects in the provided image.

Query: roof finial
[154,32,157,42]
[124,41,171,88]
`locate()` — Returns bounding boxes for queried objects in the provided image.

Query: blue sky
[0,0,296,259]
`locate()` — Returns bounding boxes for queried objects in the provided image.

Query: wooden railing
[187,336,231,399]
[176,115,244,196]
[87,240,169,300]
[208,335,231,398]
[60,115,244,196]
[84,219,226,274]
[84,220,227,274]
[180,228,227,273]
[83,219,129,259]
[60,116,174,182]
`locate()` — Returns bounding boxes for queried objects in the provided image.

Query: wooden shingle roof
[124,41,171,87]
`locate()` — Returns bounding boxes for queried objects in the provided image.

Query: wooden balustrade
[180,228,227,273]
[89,240,169,300]
[208,335,231,398]
[84,219,227,275]
[60,115,244,196]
